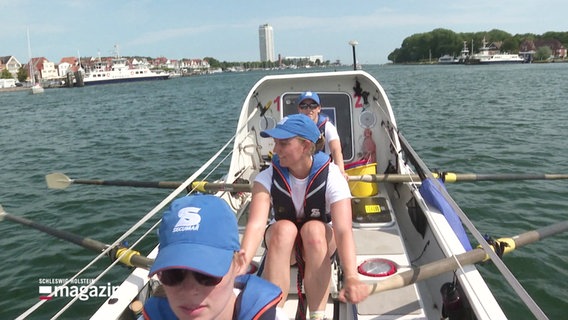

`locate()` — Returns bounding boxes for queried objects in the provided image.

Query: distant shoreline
[387,59,568,66]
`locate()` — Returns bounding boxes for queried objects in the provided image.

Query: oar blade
[45,172,73,190]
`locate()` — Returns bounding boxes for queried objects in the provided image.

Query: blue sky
[1,1,566,65]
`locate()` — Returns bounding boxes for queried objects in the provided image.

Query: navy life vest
[233,275,282,319]
[316,114,328,136]
[142,274,282,320]
[270,152,331,224]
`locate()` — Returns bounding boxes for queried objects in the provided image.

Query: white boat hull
[30,84,44,94]
[475,54,525,64]
[82,56,170,86]
[83,73,169,86]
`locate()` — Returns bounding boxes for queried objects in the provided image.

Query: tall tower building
[258,24,275,62]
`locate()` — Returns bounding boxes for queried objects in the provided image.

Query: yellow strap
[116,247,141,267]
[496,237,517,253]
[443,172,457,183]
[478,237,516,262]
[191,181,208,193]
[431,172,457,182]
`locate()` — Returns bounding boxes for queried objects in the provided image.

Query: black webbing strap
[294,234,307,320]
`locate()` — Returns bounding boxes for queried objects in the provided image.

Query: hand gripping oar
[348,172,568,183]
[0,205,153,270]
[367,220,568,295]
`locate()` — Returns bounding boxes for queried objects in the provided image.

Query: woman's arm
[331,198,370,303]
[330,199,356,277]
[326,122,347,179]
[240,182,271,270]
[329,139,346,177]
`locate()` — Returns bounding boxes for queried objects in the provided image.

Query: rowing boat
[8,68,565,319]
[215,70,504,319]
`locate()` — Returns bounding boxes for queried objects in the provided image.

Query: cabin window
[281,92,354,161]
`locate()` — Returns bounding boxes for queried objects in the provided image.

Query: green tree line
[1,66,28,82]
[388,28,568,63]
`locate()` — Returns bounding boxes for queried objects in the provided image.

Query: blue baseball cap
[260,114,320,143]
[297,91,320,105]
[149,194,240,278]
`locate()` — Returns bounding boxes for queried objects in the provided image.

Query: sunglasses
[158,269,223,287]
[299,102,319,110]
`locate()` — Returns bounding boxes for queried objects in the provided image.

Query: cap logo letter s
[310,208,321,218]
[173,207,201,232]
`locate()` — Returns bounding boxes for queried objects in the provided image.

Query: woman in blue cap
[143,194,286,320]
[241,114,369,320]
[296,91,348,180]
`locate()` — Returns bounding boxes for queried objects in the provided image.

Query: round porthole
[359,110,377,128]
[259,116,276,130]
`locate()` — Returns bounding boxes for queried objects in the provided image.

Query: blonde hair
[296,136,320,155]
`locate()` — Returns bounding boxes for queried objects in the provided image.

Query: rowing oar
[349,172,568,183]
[367,220,568,295]
[44,171,353,190]
[46,172,183,190]
[47,172,568,192]
[45,172,252,193]
[0,205,153,270]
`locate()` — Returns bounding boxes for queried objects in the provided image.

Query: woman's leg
[301,220,335,314]
[264,219,298,306]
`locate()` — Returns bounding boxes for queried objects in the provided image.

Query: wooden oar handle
[366,220,568,295]
[74,179,182,189]
[348,173,568,183]
[0,207,154,270]
[366,248,485,295]
[191,181,252,193]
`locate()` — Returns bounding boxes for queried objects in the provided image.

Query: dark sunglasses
[158,269,223,287]
[299,102,319,110]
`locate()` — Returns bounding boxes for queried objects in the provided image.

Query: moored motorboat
[474,53,525,64]
[471,38,525,64]
[438,54,459,64]
[30,83,45,94]
[82,58,170,86]
[82,47,169,86]
[8,68,567,319]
